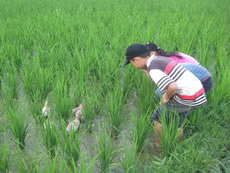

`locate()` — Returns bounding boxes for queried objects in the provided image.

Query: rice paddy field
[0,0,230,172]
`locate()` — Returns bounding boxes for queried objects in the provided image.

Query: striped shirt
[181,63,211,82]
[147,55,207,107]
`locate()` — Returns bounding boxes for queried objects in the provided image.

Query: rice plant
[132,111,151,153]
[60,127,81,166]
[42,156,69,173]
[105,86,126,138]
[81,84,102,133]
[41,120,58,158]
[52,73,73,123]
[0,143,9,173]
[120,67,135,102]
[5,108,28,150]
[17,155,39,173]
[82,97,99,133]
[72,152,99,173]
[158,107,181,156]
[96,122,116,173]
[134,71,156,115]
[1,64,18,109]
[121,135,139,173]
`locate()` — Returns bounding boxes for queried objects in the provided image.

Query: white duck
[66,104,83,132]
[42,100,50,118]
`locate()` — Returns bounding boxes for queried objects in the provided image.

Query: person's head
[145,42,182,58]
[145,42,160,55]
[124,44,150,69]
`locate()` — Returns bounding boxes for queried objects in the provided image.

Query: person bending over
[124,44,207,147]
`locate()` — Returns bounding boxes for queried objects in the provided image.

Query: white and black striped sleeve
[149,69,175,92]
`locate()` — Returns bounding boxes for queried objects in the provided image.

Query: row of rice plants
[60,126,81,166]
[5,108,28,150]
[41,120,58,158]
[132,111,151,153]
[82,94,102,133]
[96,122,116,173]
[0,64,18,110]
[120,136,139,173]
[105,85,126,139]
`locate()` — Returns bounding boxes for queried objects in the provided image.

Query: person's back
[147,55,207,107]
[169,52,199,65]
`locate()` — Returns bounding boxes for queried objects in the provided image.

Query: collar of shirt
[147,55,157,68]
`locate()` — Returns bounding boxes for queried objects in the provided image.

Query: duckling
[42,100,50,118]
[66,104,83,132]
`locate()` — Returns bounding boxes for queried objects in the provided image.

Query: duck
[66,104,83,132]
[42,100,50,118]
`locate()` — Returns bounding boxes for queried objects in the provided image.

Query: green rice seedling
[159,107,181,156]
[5,108,28,150]
[60,124,81,166]
[17,154,39,173]
[0,143,9,173]
[150,157,170,173]
[42,156,68,173]
[186,108,202,130]
[81,84,102,133]
[105,86,125,138]
[211,70,230,106]
[69,151,99,173]
[96,56,122,97]
[132,110,151,153]
[82,96,99,133]
[134,71,156,115]
[52,74,73,123]
[41,120,58,158]
[121,71,135,103]
[97,122,116,173]
[1,64,18,109]
[121,135,139,173]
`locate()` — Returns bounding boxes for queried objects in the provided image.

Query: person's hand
[160,93,170,104]
[160,82,177,104]
[142,69,150,77]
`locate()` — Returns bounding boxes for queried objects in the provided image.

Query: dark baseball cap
[124,44,149,66]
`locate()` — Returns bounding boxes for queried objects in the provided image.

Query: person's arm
[160,82,177,104]
[148,69,176,104]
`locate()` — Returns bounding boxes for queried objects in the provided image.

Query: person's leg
[151,102,191,147]
[154,120,162,147]
[154,121,183,146]
[151,105,163,147]
[176,111,187,140]
[178,127,183,140]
